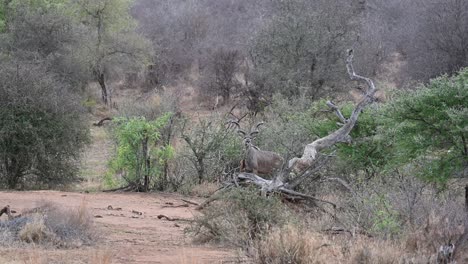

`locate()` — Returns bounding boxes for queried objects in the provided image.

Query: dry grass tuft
[255,225,339,264]
[350,242,404,264]
[22,251,46,264]
[91,250,113,264]
[189,182,220,197]
[253,224,443,264]
[0,200,96,248]
[18,215,54,244]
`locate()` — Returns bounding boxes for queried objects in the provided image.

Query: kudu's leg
[240,159,246,172]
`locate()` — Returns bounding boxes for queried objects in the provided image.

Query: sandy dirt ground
[0,191,243,264]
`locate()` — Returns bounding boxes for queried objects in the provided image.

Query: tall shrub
[109,114,173,191]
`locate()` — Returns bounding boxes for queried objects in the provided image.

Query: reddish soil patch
[0,191,240,264]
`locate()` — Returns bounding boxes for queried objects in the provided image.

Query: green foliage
[0,3,7,32]
[0,0,70,32]
[71,0,151,104]
[108,113,174,191]
[262,67,467,187]
[72,0,151,68]
[334,106,389,179]
[72,0,135,33]
[330,68,467,184]
[12,0,69,10]
[369,195,401,238]
[258,95,329,158]
[382,69,468,183]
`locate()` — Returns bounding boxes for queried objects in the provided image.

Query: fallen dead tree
[200,49,376,209]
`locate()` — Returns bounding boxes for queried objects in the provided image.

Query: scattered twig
[181,199,199,206]
[196,185,233,210]
[157,215,193,222]
[162,204,189,208]
[102,185,135,192]
[322,228,353,236]
[131,210,143,215]
[107,205,122,211]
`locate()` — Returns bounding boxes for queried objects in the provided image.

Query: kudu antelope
[228,120,284,176]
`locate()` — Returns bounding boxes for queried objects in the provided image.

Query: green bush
[0,61,89,189]
[382,68,468,184]
[108,114,174,191]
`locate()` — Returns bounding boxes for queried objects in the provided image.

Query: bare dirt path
[78,121,113,192]
[0,191,241,264]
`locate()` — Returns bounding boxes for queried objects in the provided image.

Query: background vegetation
[0,0,467,262]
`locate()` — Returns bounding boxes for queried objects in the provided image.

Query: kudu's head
[227,120,264,149]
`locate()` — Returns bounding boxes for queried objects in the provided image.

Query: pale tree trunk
[288,49,376,174]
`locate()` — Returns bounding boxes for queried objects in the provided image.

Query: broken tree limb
[326,101,347,124]
[285,154,331,190]
[93,117,113,126]
[322,177,357,197]
[181,199,199,206]
[277,187,336,208]
[195,185,234,210]
[289,49,376,174]
[237,172,336,208]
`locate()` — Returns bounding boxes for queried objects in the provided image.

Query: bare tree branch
[289,49,376,173]
[326,101,347,124]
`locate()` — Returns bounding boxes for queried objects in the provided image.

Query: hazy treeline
[133,0,468,99]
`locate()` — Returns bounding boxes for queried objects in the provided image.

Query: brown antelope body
[230,120,283,176]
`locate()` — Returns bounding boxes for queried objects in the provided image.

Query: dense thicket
[0,1,91,188]
[0,61,89,189]
[0,0,151,189]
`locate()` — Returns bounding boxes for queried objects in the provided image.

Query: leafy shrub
[0,61,89,189]
[108,113,174,191]
[382,68,468,184]
[369,195,400,238]
[332,68,468,185]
